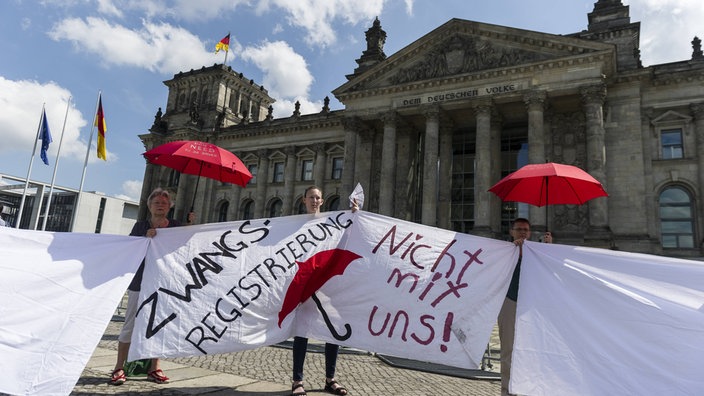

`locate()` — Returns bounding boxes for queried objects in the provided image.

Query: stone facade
[138,0,704,258]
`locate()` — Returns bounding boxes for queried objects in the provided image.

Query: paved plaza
[69,318,503,395]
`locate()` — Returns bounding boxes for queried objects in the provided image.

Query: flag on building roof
[95,95,107,160]
[39,109,52,165]
[215,33,230,53]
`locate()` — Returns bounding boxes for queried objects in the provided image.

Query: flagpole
[15,104,45,229]
[71,91,101,231]
[41,96,71,231]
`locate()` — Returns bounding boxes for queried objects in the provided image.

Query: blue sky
[0,0,700,202]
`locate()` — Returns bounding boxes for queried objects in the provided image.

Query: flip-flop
[109,368,126,385]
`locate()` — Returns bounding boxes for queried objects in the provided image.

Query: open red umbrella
[143,140,252,210]
[278,248,362,341]
[488,162,608,228]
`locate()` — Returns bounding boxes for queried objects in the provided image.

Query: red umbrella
[143,140,252,210]
[278,248,362,341]
[489,162,608,227]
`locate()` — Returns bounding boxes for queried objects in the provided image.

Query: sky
[0,0,701,202]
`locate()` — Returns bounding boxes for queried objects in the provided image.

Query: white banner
[6,211,701,395]
[131,210,518,369]
[512,242,704,396]
[0,227,149,396]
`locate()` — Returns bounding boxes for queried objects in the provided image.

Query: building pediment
[334,18,615,101]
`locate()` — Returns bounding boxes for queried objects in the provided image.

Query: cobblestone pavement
[69,320,502,395]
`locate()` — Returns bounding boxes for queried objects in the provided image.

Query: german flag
[215,33,230,53]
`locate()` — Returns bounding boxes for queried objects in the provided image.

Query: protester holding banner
[291,185,356,396]
[110,188,195,385]
[497,217,551,396]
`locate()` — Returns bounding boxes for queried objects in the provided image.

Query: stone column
[691,103,704,251]
[313,143,327,188]
[175,171,190,220]
[379,111,398,216]
[138,161,157,221]
[524,90,547,231]
[255,149,269,218]
[422,105,440,226]
[282,146,297,215]
[437,115,453,229]
[341,118,360,195]
[490,111,503,235]
[473,101,493,237]
[581,84,610,235]
[228,151,244,221]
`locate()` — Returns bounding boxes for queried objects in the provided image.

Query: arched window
[269,198,283,218]
[242,200,254,220]
[327,196,340,211]
[168,169,180,187]
[218,201,229,222]
[659,186,695,248]
[297,197,307,214]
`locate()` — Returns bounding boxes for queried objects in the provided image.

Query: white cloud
[0,77,91,162]
[261,0,387,48]
[626,0,704,65]
[96,0,123,18]
[273,97,325,119]
[48,17,224,75]
[121,0,248,21]
[116,179,142,202]
[240,40,314,99]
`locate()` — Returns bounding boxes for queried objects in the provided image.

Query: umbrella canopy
[143,140,252,187]
[143,140,252,211]
[489,162,608,207]
[278,248,362,341]
[489,162,608,230]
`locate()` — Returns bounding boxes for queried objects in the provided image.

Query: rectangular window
[661,129,683,159]
[301,159,313,181]
[331,157,343,180]
[248,164,258,184]
[273,162,284,183]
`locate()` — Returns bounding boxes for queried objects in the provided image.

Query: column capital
[422,104,440,122]
[381,110,399,126]
[312,143,326,153]
[691,102,704,120]
[257,148,269,158]
[284,146,296,156]
[580,84,607,106]
[523,90,547,109]
[473,101,492,116]
[341,116,367,132]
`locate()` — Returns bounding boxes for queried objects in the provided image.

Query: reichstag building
[138,0,704,257]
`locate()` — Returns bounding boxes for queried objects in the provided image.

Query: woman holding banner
[109,188,195,385]
[290,185,356,396]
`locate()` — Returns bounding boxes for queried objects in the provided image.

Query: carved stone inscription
[395,81,527,107]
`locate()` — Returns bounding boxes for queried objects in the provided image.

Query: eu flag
[39,109,52,165]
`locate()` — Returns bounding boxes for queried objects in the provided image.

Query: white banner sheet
[512,242,704,396]
[0,227,149,396]
[131,210,518,369]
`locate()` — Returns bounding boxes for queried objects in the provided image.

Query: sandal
[109,368,126,385]
[324,379,348,395]
[291,382,307,396]
[147,369,169,384]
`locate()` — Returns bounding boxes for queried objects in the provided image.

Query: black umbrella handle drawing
[311,292,352,341]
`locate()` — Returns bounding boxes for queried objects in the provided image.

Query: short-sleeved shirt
[128,218,182,291]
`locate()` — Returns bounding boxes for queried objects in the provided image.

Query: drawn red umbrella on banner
[489,162,608,227]
[143,140,251,210]
[278,249,362,341]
